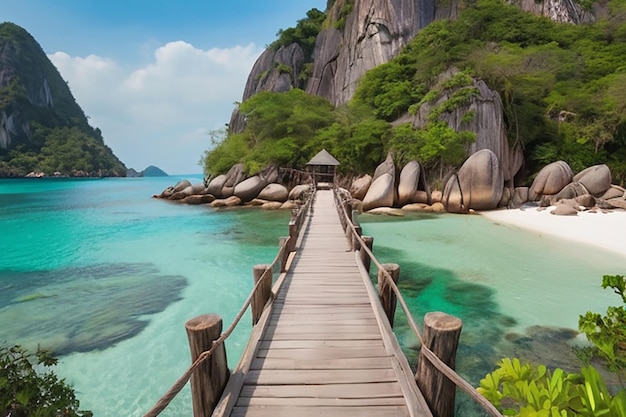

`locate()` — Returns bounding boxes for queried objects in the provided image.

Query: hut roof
[306,149,340,166]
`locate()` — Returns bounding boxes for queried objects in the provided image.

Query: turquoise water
[1,179,624,416]
[359,211,625,412]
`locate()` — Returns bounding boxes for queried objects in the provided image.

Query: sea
[1,176,624,416]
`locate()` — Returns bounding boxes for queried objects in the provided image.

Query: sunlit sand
[481,206,626,257]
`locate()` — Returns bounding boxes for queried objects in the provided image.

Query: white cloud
[49,41,262,174]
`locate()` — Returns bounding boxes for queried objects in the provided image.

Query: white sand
[480,206,626,257]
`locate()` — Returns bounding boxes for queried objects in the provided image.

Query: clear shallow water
[1,180,624,416]
[0,177,290,416]
[359,211,625,412]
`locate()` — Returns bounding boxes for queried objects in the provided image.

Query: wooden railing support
[352,224,362,251]
[185,314,230,417]
[415,312,463,417]
[359,236,373,273]
[377,263,400,327]
[252,265,272,325]
[288,220,297,252]
[279,237,289,272]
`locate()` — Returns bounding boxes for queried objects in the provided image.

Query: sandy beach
[480,206,626,258]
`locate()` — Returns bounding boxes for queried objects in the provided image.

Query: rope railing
[331,186,503,417]
[143,183,315,417]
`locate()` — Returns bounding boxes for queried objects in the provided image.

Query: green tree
[578,275,626,379]
[270,8,326,60]
[0,345,92,417]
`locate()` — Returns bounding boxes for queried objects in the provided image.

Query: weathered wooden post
[288,218,297,252]
[252,264,272,325]
[352,224,362,251]
[415,312,463,417]
[377,263,400,327]
[279,237,289,272]
[185,314,229,417]
[359,236,374,273]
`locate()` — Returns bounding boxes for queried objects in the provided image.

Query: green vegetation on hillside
[269,8,326,61]
[352,0,626,182]
[204,0,626,185]
[0,22,126,177]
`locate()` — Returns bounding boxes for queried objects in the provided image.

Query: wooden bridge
[144,187,501,417]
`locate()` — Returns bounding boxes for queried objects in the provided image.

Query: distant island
[127,166,168,177]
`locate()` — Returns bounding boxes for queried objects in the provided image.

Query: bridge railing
[332,185,503,417]
[142,182,315,417]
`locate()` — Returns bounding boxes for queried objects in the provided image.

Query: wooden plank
[258,339,383,349]
[255,346,388,360]
[269,318,378,327]
[239,382,404,399]
[260,332,381,341]
[244,369,398,385]
[265,324,380,334]
[231,405,410,417]
[236,396,407,407]
[250,356,394,370]
[269,311,376,320]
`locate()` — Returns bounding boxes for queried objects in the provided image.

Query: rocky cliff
[0,22,126,177]
[307,0,433,106]
[229,0,612,188]
[235,0,594,113]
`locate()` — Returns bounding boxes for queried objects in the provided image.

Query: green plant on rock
[478,357,626,416]
[0,345,92,417]
[578,274,626,378]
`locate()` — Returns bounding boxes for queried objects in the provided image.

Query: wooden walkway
[223,190,432,417]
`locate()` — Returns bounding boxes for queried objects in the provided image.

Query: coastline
[480,206,626,258]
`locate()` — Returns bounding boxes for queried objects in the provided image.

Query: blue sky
[1,1,327,174]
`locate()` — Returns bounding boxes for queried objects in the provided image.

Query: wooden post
[288,220,297,252]
[279,237,289,272]
[185,314,229,417]
[377,263,400,327]
[352,224,362,251]
[359,236,373,273]
[252,264,272,325]
[415,312,463,417]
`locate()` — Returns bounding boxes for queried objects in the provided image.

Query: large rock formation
[442,149,504,213]
[307,0,432,106]
[362,153,396,211]
[230,44,305,132]
[529,160,574,200]
[410,76,523,182]
[511,0,596,23]
[573,164,612,196]
[397,161,430,205]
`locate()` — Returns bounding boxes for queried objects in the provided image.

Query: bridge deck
[226,190,431,417]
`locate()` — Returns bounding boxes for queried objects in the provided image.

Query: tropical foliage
[0,345,92,417]
[479,275,626,416]
[269,8,326,61]
[478,358,626,416]
[578,274,626,378]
